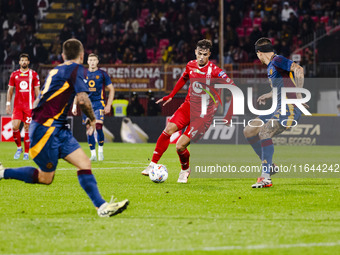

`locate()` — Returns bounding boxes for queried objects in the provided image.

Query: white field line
[57,167,140,171]
[2,241,340,255]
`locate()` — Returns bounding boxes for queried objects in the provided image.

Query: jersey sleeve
[103,71,112,86]
[163,62,190,100]
[272,55,293,71]
[33,72,40,87]
[8,72,15,87]
[74,65,90,94]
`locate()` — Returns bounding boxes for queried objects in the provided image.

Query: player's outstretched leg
[87,133,97,161]
[176,135,191,183]
[66,148,129,217]
[96,123,104,161]
[142,130,171,175]
[244,122,278,179]
[13,129,23,159]
[0,163,42,184]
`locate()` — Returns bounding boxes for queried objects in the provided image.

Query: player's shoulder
[186,60,197,67]
[11,69,21,75]
[272,54,290,63]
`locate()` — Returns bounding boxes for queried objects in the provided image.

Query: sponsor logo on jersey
[270,69,273,75]
[20,73,28,76]
[192,81,204,93]
[195,69,206,75]
[19,81,28,90]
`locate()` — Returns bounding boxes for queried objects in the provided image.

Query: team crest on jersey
[89,80,95,87]
[195,69,205,75]
[218,71,227,79]
[96,75,100,79]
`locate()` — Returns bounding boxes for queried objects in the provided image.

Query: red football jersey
[181,60,234,116]
[8,69,40,110]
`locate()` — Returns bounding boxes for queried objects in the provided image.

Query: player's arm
[77,91,96,135]
[104,84,114,114]
[6,86,14,114]
[290,62,309,108]
[157,64,189,106]
[290,62,305,97]
[257,91,273,105]
[34,86,40,98]
[72,95,78,115]
[157,75,188,106]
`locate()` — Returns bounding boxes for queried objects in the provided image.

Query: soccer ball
[149,164,168,183]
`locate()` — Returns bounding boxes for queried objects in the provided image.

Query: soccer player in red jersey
[141,39,235,183]
[6,53,40,160]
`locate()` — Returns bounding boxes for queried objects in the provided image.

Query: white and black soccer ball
[149,164,168,183]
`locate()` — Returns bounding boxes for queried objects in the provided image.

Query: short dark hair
[62,39,84,60]
[88,53,99,60]
[19,53,30,61]
[255,37,272,46]
[197,39,212,51]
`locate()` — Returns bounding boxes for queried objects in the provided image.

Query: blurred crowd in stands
[0,0,340,66]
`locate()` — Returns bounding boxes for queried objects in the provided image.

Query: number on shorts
[26,117,32,123]
[187,127,198,137]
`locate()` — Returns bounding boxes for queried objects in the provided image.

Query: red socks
[177,149,190,170]
[151,131,171,163]
[13,130,21,148]
[24,132,30,153]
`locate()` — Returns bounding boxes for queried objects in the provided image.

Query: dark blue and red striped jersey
[32,61,89,127]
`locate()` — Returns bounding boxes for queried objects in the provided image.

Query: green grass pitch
[0,142,339,255]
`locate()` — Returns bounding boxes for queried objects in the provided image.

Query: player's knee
[164,124,177,135]
[82,158,92,169]
[38,172,54,185]
[243,126,253,138]
[176,143,185,152]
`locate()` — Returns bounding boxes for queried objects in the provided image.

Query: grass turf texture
[0,142,339,255]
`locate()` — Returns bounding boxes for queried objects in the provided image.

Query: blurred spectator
[249,25,263,45]
[0,0,338,66]
[60,25,72,43]
[31,40,48,64]
[112,94,129,117]
[127,92,145,116]
[288,12,299,34]
[134,46,147,63]
[49,35,62,63]
[146,90,161,116]
[281,2,296,22]
[122,47,133,63]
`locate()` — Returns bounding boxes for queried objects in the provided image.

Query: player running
[0,39,128,217]
[72,53,114,161]
[141,39,234,183]
[6,53,40,160]
[243,37,306,188]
